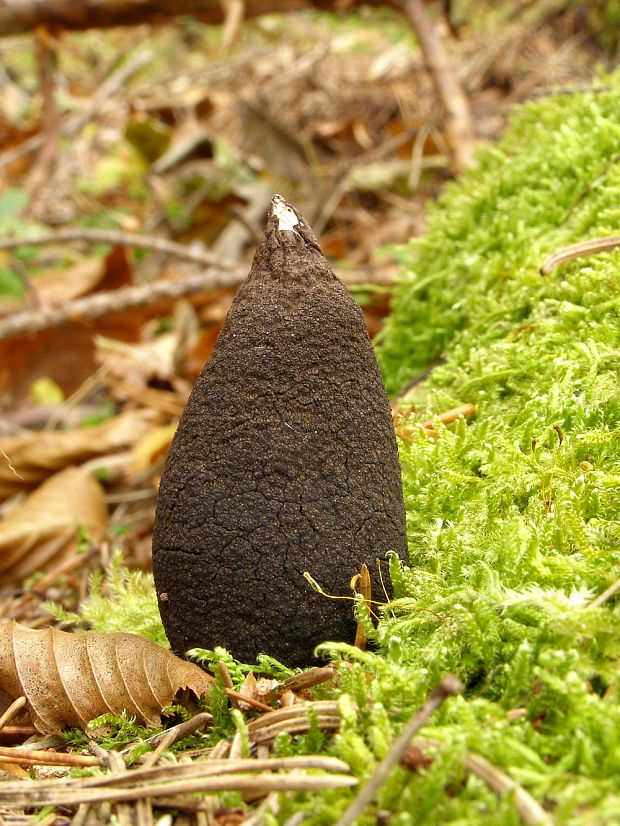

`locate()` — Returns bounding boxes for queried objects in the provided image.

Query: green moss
[357,72,620,824]
[45,549,168,646]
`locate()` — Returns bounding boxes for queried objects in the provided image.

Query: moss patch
[363,72,620,823]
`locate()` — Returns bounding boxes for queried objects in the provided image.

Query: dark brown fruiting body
[152,196,407,667]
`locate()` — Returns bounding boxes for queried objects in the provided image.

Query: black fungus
[152,195,407,666]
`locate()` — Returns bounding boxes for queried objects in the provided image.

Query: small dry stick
[140,712,213,753]
[335,675,464,826]
[353,563,372,650]
[0,49,152,173]
[0,746,100,767]
[589,578,620,609]
[463,750,551,825]
[217,661,235,691]
[0,267,245,340]
[279,665,335,693]
[0,697,27,731]
[409,737,550,825]
[224,688,273,713]
[395,403,476,441]
[0,228,234,270]
[0,771,357,808]
[540,235,620,275]
[399,0,474,173]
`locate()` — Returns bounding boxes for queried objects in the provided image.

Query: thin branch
[540,234,620,274]
[397,0,475,173]
[0,228,234,270]
[0,49,152,173]
[589,577,620,609]
[335,675,464,826]
[461,749,551,825]
[0,756,356,808]
[0,697,27,732]
[0,268,245,340]
[0,0,386,37]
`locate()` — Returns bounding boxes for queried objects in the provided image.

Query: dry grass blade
[0,755,356,808]
[415,738,551,826]
[336,675,463,826]
[247,700,341,743]
[540,234,620,274]
[278,665,335,692]
[0,747,99,767]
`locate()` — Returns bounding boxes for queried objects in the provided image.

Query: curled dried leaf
[0,622,212,733]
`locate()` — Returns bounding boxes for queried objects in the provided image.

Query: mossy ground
[368,72,620,825]
[61,74,620,824]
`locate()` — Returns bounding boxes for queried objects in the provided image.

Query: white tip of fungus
[272,194,301,232]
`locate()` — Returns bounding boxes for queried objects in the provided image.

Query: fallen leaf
[0,621,212,733]
[0,466,107,585]
[0,408,164,499]
[32,257,107,307]
[132,423,178,474]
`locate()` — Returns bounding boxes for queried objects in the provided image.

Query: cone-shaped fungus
[152,195,407,666]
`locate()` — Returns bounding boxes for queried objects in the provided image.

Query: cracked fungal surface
[152,195,408,667]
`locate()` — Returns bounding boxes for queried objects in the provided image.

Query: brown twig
[248,701,342,744]
[0,755,356,808]
[540,235,620,274]
[0,697,27,732]
[224,689,273,713]
[0,267,245,340]
[589,578,620,609]
[395,403,476,441]
[0,228,234,269]
[278,665,335,693]
[397,0,475,173]
[414,738,551,825]
[0,746,100,767]
[27,26,61,201]
[560,151,620,224]
[353,563,372,650]
[335,675,464,826]
[0,0,387,37]
[140,712,214,753]
[0,49,152,173]
[463,751,551,825]
[220,0,246,53]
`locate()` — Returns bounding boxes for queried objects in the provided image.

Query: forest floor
[0,3,618,824]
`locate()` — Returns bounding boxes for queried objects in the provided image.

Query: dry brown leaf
[0,621,212,734]
[0,408,164,499]
[0,466,107,585]
[132,423,177,474]
[94,332,180,390]
[32,258,108,307]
